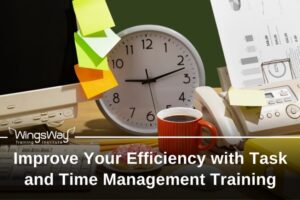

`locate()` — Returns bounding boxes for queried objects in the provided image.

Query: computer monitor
[0,0,88,131]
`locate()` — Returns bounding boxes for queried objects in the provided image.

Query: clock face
[98,26,204,135]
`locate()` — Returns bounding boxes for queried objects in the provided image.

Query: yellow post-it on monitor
[72,0,115,36]
[74,29,118,71]
[74,64,118,99]
[228,87,267,107]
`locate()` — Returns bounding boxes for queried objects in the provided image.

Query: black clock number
[126,45,134,55]
[164,43,168,53]
[129,107,136,118]
[179,92,186,102]
[146,111,155,122]
[142,39,153,50]
[113,93,120,104]
[112,59,124,69]
[177,55,185,66]
[183,74,191,84]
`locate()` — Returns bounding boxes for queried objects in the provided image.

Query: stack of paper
[72,0,120,99]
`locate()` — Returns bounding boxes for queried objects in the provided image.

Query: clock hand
[125,79,148,83]
[145,69,157,114]
[142,67,185,84]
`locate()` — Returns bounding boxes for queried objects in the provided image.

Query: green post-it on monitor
[74,33,109,71]
[77,29,120,58]
[72,0,115,37]
[74,28,120,70]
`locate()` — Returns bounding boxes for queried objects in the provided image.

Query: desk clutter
[1,0,300,198]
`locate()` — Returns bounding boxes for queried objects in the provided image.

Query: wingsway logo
[8,127,75,145]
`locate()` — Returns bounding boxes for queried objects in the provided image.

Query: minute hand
[142,67,185,85]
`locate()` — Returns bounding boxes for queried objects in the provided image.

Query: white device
[97,25,205,135]
[0,84,88,132]
[0,3,91,132]
[194,67,300,147]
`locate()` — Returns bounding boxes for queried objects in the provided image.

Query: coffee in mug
[157,107,218,155]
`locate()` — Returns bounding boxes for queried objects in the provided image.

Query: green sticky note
[74,33,109,71]
[73,0,115,37]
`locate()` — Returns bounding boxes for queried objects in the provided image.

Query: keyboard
[0,145,99,191]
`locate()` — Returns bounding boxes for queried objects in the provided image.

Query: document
[74,29,120,70]
[228,88,267,107]
[72,0,115,36]
[74,64,118,99]
[211,0,300,88]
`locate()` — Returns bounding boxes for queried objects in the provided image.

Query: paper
[74,29,120,70]
[72,0,115,36]
[211,0,300,88]
[74,64,118,99]
[228,88,267,107]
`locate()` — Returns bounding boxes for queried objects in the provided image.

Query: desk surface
[58,100,128,136]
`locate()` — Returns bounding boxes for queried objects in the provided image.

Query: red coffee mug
[157,107,218,155]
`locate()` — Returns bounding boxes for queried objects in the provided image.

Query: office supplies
[194,68,300,147]
[191,1,300,148]
[211,0,300,88]
[97,25,206,135]
[72,0,115,36]
[228,88,267,107]
[74,64,118,99]
[0,145,99,190]
[74,29,121,70]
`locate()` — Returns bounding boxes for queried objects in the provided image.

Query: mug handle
[197,120,218,151]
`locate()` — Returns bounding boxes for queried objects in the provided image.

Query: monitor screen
[0,0,78,96]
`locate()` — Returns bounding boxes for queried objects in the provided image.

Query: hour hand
[125,79,147,83]
[142,67,185,84]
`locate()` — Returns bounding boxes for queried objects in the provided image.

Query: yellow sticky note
[74,64,118,99]
[228,87,267,107]
[72,0,115,36]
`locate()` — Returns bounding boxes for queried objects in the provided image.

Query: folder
[72,0,115,37]
[74,64,118,99]
[74,29,120,71]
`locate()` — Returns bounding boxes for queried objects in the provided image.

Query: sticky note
[228,88,267,107]
[75,36,108,71]
[74,29,120,71]
[72,0,115,36]
[77,29,120,58]
[74,64,118,99]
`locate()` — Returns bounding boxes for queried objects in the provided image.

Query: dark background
[108,0,226,86]
[0,0,225,96]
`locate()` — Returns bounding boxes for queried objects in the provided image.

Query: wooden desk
[58,100,128,136]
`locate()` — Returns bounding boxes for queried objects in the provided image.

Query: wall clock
[96,25,205,135]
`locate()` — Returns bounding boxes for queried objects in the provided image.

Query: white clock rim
[96,24,206,136]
